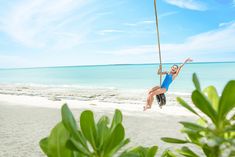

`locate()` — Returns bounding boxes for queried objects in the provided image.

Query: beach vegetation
[39,104,158,157]
[162,73,235,157]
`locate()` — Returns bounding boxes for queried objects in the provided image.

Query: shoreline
[0,93,194,116]
[0,83,192,112]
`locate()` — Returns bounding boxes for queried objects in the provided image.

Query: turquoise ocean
[0,62,234,94]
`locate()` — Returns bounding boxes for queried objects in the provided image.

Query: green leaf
[104,124,126,156]
[177,146,200,157]
[218,81,235,122]
[111,109,123,131]
[161,137,188,144]
[184,132,201,146]
[181,128,200,136]
[203,86,219,111]
[202,147,212,157]
[180,122,205,132]
[181,130,202,144]
[196,118,207,127]
[161,149,177,157]
[46,122,73,157]
[120,146,158,157]
[71,151,80,157]
[61,104,78,135]
[147,146,158,157]
[114,139,130,156]
[177,97,200,117]
[191,90,217,124]
[80,110,97,150]
[119,146,143,157]
[39,137,51,157]
[65,141,85,157]
[68,137,91,156]
[192,73,201,91]
[225,125,235,132]
[119,152,139,157]
[61,104,88,150]
[230,150,235,157]
[97,116,110,149]
[132,146,148,156]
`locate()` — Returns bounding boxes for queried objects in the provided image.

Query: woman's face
[171,65,178,74]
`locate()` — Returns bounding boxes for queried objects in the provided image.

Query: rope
[154,0,162,85]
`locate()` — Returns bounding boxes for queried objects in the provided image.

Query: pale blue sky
[0,0,235,68]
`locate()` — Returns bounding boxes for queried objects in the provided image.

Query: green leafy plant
[162,73,235,157]
[40,104,158,157]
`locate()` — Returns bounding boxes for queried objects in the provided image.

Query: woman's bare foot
[143,105,151,111]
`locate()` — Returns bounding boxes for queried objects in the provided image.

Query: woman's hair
[172,64,179,69]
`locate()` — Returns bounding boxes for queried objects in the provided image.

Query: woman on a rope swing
[144,58,193,111]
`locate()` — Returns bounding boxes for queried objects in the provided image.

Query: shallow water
[0,62,234,93]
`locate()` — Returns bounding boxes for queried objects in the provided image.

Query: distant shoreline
[1,61,235,70]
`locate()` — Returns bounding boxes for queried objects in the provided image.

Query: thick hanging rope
[154,0,162,85]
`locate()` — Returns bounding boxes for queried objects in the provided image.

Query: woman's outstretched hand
[186,58,193,62]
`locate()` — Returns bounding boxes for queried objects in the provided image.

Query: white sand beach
[0,89,199,157]
[0,0,234,156]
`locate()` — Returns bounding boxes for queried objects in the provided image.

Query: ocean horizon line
[1,61,235,70]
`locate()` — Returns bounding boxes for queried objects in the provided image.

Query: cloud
[101,22,235,62]
[98,29,124,35]
[141,20,155,24]
[162,22,235,54]
[98,20,156,36]
[123,12,177,27]
[219,20,235,27]
[101,45,155,55]
[159,11,178,19]
[0,0,94,49]
[124,20,155,27]
[164,0,207,11]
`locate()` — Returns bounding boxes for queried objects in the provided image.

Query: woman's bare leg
[144,88,166,111]
[144,86,159,111]
[148,86,160,94]
[149,88,166,108]
[144,87,160,111]
[144,95,152,111]
[146,86,160,106]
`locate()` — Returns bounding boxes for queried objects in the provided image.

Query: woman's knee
[148,93,154,99]
[152,88,165,96]
[150,93,156,97]
[152,86,160,90]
